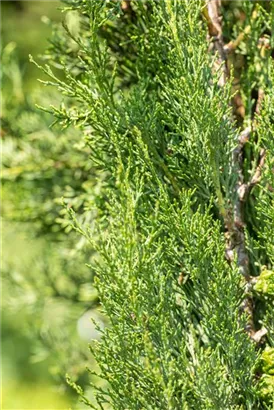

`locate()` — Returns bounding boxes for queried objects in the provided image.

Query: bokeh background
[2,2,102,408]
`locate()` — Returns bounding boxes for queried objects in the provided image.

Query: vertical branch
[203,1,228,216]
[206,0,266,342]
[206,0,229,86]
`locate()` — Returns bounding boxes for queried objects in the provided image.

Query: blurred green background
[1,1,61,92]
[1,2,93,408]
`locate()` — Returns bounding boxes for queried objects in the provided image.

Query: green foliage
[32,0,273,408]
[261,347,274,376]
[259,375,274,404]
[254,77,274,265]
[258,347,274,402]
[3,0,274,408]
[86,187,257,409]
[255,269,274,297]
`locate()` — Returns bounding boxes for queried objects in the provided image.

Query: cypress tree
[4,0,274,408]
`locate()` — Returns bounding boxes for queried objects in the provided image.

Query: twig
[239,149,267,201]
[224,9,258,53]
[250,326,268,344]
[206,0,229,86]
[206,1,268,342]
[228,124,266,339]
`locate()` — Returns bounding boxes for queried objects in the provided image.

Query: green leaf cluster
[2,0,274,408]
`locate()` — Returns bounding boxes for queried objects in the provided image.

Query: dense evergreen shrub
[3,0,274,408]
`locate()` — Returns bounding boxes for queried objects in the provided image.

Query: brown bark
[206,0,267,343]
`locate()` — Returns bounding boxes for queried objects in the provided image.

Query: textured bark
[206,0,267,343]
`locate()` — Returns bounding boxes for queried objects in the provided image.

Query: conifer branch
[206,0,228,85]
[206,0,268,342]
[224,8,258,53]
[7,1,272,405]
[229,100,266,342]
[229,128,250,280]
[238,148,266,202]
